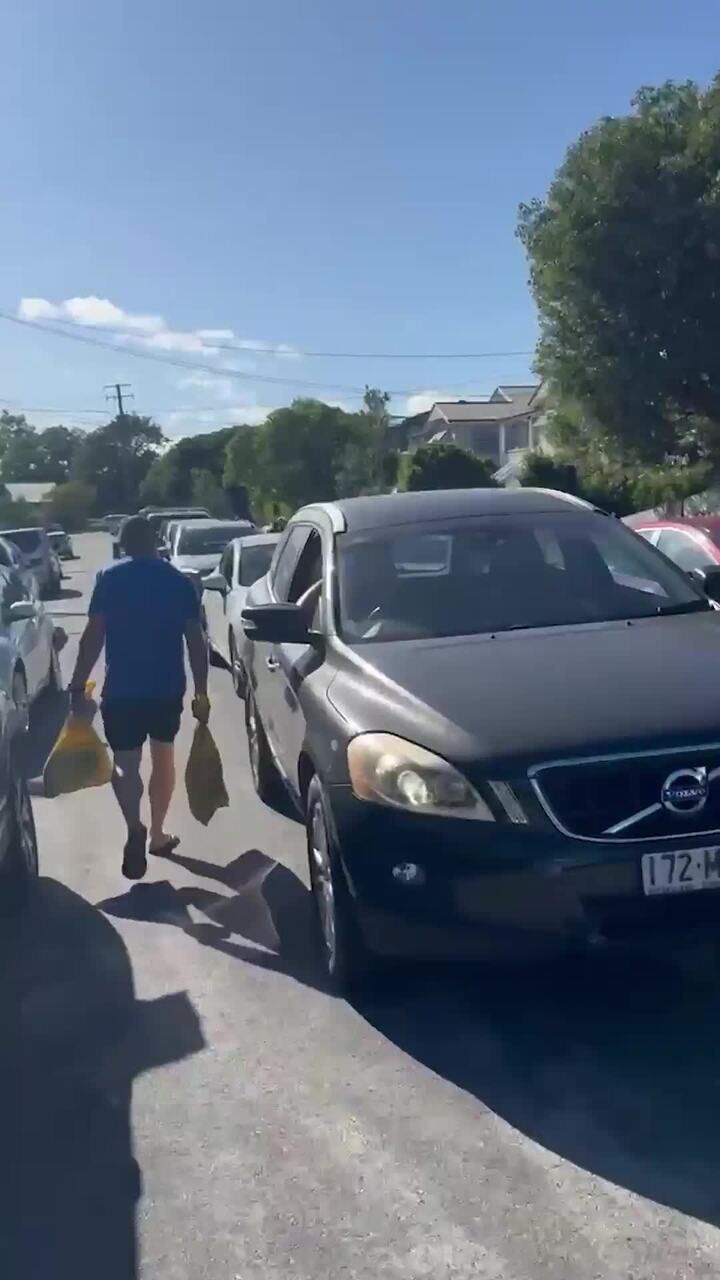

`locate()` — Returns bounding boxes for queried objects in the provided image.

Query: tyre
[0,755,39,911]
[244,690,281,804]
[229,631,245,698]
[306,775,371,994]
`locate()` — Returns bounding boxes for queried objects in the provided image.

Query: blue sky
[2,0,719,438]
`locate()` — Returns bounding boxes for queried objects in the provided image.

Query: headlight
[347,733,494,821]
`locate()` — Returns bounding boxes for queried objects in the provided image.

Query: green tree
[140,427,235,508]
[190,468,232,517]
[260,399,368,509]
[1,423,84,483]
[46,481,96,531]
[0,496,39,527]
[403,443,499,492]
[223,426,265,517]
[519,76,720,464]
[0,411,33,461]
[72,414,164,513]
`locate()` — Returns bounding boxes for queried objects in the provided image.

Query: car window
[271,525,314,601]
[2,529,42,554]
[239,542,276,587]
[636,527,661,547]
[176,525,247,555]
[336,512,703,643]
[656,529,717,573]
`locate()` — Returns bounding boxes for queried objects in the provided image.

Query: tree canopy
[519,76,720,464]
[0,413,84,483]
[403,443,498,492]
[72,414,164,513]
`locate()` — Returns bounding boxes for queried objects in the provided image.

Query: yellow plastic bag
[185,723,229,826]
[43,687,113,798]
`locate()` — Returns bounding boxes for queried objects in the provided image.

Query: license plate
[641,848,720,896]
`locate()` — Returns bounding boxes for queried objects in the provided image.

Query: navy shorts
[101,699,183,752]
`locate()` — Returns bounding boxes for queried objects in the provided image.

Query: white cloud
[17,295,299,362]
[177,372,237,401]
[161,402,273,437]
[403,389,458,416]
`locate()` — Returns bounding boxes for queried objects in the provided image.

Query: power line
[0,311,383,396]
[42,314,534,360]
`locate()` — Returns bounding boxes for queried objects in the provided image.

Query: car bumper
[326,787,720,961]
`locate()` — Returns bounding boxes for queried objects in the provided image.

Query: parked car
[103,513,129,533]
[240,487,720,992]
[0,561,63,710]
[169,519,256,592]
[46,524,74,560]
[0,665,38,909]
[629,516,720,578]
[113,507,212,559]
[0,528,61,597]
[204,533,281,693]
[0,535,40,600]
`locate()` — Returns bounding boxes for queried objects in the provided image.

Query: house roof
[431,399,531,424]
[490,385,538,409]
[4,481,54,503]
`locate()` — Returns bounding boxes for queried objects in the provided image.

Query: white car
[0,559,63,718]
[169,519,256,594]
[204,533,280,694]
[0,528,62,597]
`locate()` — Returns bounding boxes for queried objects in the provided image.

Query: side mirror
[690,565,720,604]
[7,600,37,622]
[203,572,227,594]
[242,603,313,645]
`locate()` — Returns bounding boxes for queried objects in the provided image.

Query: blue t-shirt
[89,556,200,702]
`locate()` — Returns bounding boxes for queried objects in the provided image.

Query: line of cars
[0,531,66,911]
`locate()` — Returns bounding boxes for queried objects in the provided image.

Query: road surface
[6,532,720,1279]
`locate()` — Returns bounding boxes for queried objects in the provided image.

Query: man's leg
[111,748,144,833]
[149,739,176,850]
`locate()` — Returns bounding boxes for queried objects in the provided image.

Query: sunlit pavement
[6,532,720,1279]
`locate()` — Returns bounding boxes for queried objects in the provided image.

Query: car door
[248,524,314,757]
[655,528,719,576]
[263,526,326,790]
[205,542,235,660]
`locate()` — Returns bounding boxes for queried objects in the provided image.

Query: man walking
[70,515,210,880]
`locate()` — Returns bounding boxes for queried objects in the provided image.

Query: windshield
[2,529,43,554]
[177,525,250,555]
[336,513,707,643]
[147,510,208,534]
[240,543,276,586]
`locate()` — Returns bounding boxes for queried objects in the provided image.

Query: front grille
[533,747,720,841]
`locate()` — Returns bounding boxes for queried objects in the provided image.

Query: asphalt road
[6,532,720,1279]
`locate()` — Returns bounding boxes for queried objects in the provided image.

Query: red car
[628,516,720,576]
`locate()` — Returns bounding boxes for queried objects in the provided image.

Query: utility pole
[104,382,134,419]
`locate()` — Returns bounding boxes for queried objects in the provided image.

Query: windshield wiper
[655,599,712,617]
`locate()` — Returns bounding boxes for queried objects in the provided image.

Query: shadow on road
[25,688,68,779]
[50,586,84,600]
[357,952,720,1226]
[99,848,324,990]
[4,878,205,1280]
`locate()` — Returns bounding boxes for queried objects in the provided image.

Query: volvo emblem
[661,767,709,816]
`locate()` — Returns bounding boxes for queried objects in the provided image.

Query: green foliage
[190,468,232,517]
[519,449,712,516]
[140,427,235,508]
[403,443,499,492]
[0,496,39,528]
[46,481,96,532]
[519,76,720,463]
[72,414,164,513]
[0,413,84,483]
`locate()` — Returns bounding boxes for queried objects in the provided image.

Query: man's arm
[69,615,106,711]
[185,619,209,720]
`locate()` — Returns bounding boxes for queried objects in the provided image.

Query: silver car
[0,527,62,597]
[169,519,256,595]
[0,559,63,715]
[204,533,280,694]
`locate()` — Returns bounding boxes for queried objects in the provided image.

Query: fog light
[392,861,425,886]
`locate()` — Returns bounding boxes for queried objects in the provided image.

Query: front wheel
[306,775,371,995]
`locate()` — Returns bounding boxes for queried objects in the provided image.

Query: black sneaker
[122,825,147,880]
